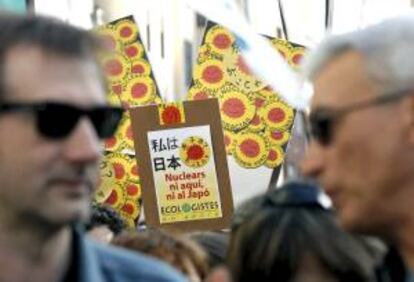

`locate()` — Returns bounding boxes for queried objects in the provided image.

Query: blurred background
[4,0,413,206]
[7,0,412,101]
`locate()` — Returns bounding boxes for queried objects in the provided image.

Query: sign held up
[130,98,233,231]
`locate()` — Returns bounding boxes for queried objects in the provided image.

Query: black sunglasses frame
[0,101,124,140]
[308,90,411,146]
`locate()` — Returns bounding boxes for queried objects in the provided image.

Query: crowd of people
[0,8,414,282]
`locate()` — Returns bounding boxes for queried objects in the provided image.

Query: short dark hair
[86,204,125,235]
[0,12,104,98]
[228,181,376,282]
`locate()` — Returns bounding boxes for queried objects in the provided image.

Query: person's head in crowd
[189,231,230,268]
[0,11,117,228]
[0,12,185,282]
[113,228,209,282]
[228,181,376,282]
[300,14,414,277]
[85,203,125,243]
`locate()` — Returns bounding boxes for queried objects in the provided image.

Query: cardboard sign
[130,99,233,231]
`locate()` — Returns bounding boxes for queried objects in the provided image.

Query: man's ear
[205,266,232,282]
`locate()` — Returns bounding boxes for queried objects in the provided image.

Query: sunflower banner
[96,15,162,153]
[187,23,306,176]
[129,99,233,232]
[94,15,162,227]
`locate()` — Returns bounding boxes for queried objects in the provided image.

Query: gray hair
[302,14,414,95]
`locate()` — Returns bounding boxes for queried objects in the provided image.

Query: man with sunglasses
[300,14,414,282]
[0,13,185,282]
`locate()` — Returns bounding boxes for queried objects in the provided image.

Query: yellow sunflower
[180,136,211,168]
[104,134,120,152]
[123,76,156,106]
[106,152,134,181]
[265,128,291,146]
[123,42,144,60]
[102,182,126,210]
[265,145,285,168]
[120,199,140,219]
[219,90,255,131]
[114,19,138,44]
[205,25,235,55]
[234,133,269,168]
[101,52,129,82]
[194,60,227,90]
[130,59,151,76]
[125,182,141,200]
[262,100,294,131]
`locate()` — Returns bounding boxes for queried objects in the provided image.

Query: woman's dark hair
[228,181,375,282]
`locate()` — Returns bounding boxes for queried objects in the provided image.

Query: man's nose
[62,117,101,164]
[299,141,325,178]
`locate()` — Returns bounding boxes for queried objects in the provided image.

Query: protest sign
[130,99,233,231]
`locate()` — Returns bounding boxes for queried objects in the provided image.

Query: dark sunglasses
[0,101,124,140]
[308,90,410,146]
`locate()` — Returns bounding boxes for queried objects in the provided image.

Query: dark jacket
[375,246,407,282]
